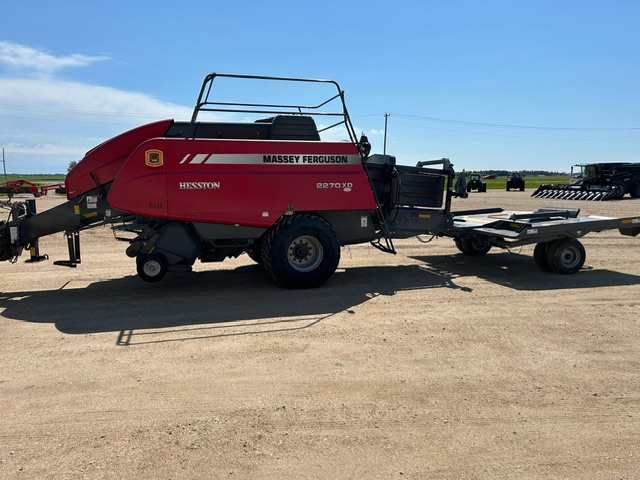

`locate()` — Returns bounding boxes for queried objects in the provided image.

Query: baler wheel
[261,214,340,288]
[136,253,169,283]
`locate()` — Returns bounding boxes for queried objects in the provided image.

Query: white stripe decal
[179,153,362,165]
[204,154,262,164]
[191,153,209,164]
[180,154,191,164]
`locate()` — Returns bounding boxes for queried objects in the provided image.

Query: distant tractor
[506,173,525,191]
[466,173,487,192]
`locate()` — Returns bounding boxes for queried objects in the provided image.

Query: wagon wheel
[533,241,553,271]
[545,239,586,274]
[261,214,340,288]
[457,236,491,256]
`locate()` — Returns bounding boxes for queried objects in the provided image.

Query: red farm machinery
[1,73,640,287]
[0,179,65,199]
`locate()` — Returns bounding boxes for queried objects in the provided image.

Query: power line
[1,102,637,132]
[389,112,640,132]
[389,120,640,143]
[352,112,639,132]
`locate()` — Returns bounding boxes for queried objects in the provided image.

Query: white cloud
[0,77,191,119]
[4,143,87,157]
[0,41,109,75]
[0,42,194,173]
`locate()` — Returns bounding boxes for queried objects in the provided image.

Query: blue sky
[1,0,638,174]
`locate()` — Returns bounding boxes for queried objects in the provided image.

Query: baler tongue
[531,184,616,201]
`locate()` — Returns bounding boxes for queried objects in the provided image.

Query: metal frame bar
[190,72,358,142]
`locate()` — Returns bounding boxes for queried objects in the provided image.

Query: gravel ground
[1,190,639,479]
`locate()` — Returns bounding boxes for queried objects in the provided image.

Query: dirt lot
[1,190,639,479]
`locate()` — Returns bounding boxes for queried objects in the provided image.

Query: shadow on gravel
[2,255,636,342]
[0,262,466,341]
[412,251,640,291]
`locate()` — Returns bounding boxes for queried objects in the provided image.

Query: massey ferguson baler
[1,73,639,287]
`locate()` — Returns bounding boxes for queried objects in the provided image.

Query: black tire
[261,214,340,288]
[519,182,525,191]
[629,183,640,198]
[458,236,491,256]
[136,252,169,283]
[533,241,553,271]
[546,239,586,274]
[613,183,625,199]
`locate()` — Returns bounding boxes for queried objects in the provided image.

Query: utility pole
[2,148,6,180]
[383,113,389,155]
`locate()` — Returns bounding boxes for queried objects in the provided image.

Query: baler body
[1,73,458,287]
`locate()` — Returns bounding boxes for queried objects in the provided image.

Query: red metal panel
[65,120,174,199]
[108,138,377,226]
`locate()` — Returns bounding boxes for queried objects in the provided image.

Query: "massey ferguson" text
[262,155,349,164]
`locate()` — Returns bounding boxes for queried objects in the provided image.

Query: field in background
[1,174,66,183]
[468,175,569,190]
[2,173,570,198]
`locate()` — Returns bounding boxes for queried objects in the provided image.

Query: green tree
[67,160,78,172]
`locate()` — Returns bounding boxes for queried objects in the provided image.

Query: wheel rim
[143,259,162,277]
[559,246,581,269]
[287,235,323,272]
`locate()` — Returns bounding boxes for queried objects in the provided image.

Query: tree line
[473,170,569,176]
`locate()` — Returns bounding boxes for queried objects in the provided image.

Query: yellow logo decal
[145,149,164,167]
